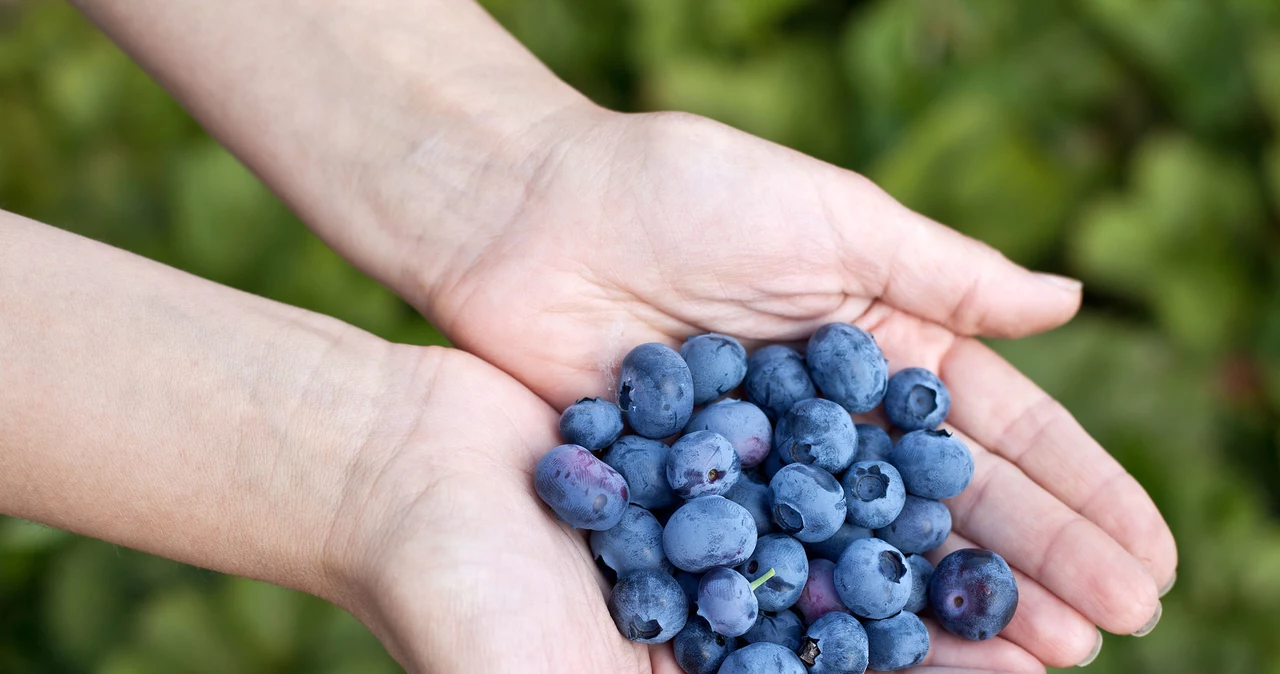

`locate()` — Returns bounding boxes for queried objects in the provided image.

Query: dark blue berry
[805,324,888,414]
[618,342,695,439]
[606,569,687,644]
[929,548,1019,641]
[884,367,950,431]
[533,444,629,530]
[680,333,748,405]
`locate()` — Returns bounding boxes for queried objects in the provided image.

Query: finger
[911,619,1044,674]
[648,644,683,674]
[942,427,1160,635]
[928,531,1101,668]
[941,337,1178,588]
[832,177,1082,339]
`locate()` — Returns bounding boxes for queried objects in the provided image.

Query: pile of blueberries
[535,324,1019,673]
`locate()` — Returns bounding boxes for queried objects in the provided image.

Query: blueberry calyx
[798,638,821,666]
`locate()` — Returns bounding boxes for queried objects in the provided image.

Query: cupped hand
[326,346,1043,674]
[403,109,1175,668]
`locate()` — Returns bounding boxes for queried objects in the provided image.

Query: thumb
[845,184,1082,338]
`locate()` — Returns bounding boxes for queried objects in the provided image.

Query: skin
[5,0,1175,671]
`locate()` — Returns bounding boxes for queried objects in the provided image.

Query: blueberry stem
[749,567,776,591]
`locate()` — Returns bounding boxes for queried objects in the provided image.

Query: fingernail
[1077,629,1103,667]
[1034,272,1084,292]
[1131,600,1162,637]
[1159,571,1176,598]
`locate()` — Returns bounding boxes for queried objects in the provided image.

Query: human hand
[387,109,1175,669]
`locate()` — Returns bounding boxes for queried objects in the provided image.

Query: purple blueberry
[929,549,1019,641]
[685,399,772,467]
[667,430,741,499]
[724,472,773,537]
[841,460,906,529]
[903,553,934,614]
[673,616,736,674]
[680,333,748,405]
[853,424,893,463]
[601,435,676,511]
[773,398,858,474]
[799,612,869,674]
[741,609,804,651]
[884,367,950,431]
[744,345,817,421]
[533,444,629,530]
[697,567,759,637]
[606,569,688,644]
[834,538,913,619]
[768,463,847,543]
[891,429,974,499]
[804,521,873,563]
[589,505,671,576]
[805,324,888,414]
[558,397,624,450]
[663,495,758,573]
[795,558,850,625]
[717,642,807,674]
[874,495,952,554]
[617,342,695,439]
[738,534,808,612]
[865,611,930,670]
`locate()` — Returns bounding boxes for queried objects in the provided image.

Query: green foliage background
[2,1,1280,672]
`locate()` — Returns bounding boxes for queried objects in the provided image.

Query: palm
[421,112,1175,670]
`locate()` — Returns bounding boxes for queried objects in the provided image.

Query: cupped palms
[412,110,1175,669]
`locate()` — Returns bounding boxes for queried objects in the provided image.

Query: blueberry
[794,558,850,626]
[685,399,772,468]
[724,473,773,537]
[606,569,688,644]
[773,398,858,474]
[601,435,676,511]
[805,324,888,414]
[717,642,807,674]
[663,495,758,573]
[673,616,736,674]
[744,345,817,421]
[874,495,952,554]
[558,397,624,450]
[741,609,804,651]
[833,538,913,619]
[929,549,1019,641]
[618,342,695,439]
[891,429,973,499]
[864,611,930,670]
[768,464,846,543]
[534,444,629,530]
[738,534,808,612]
[680,333,748,405]
[675,570,703,609]
[667,430,741,499]
[798,612,869,674]
[853,424,893,464]
[841,461,906,529]
[903,554,934,614]
[804,521,873,563]
[759,442,787,481]
[589,505,671,576]
[884,367,950,431]
[696,567,759,637]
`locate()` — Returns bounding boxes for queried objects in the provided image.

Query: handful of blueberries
[535,325,1019,673]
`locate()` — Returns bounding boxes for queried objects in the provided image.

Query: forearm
[69,0,589,309]
[0,211,404,604]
